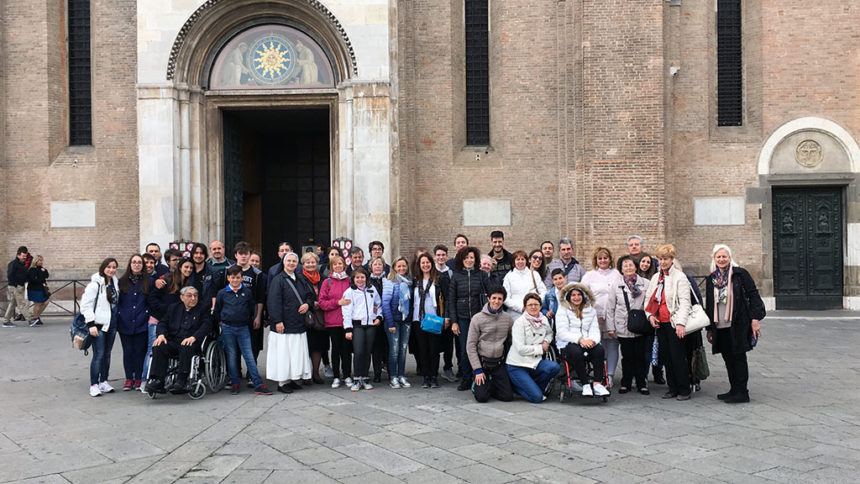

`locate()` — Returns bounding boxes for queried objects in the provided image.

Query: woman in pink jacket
[318,255,353,388]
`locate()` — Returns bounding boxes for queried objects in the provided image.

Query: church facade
[0,0,858,309]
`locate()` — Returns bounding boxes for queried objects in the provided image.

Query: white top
[80,272,119,331]
[506,313,553,369]
[503,267,547,314]
[555,305,600,350]
[341,285,382,329]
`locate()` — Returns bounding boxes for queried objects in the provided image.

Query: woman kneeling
[506,293,560,403]
[555,283,609,397]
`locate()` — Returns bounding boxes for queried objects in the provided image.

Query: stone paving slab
[2,313,860,483]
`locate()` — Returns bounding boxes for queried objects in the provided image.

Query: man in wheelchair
[145,286,212,394]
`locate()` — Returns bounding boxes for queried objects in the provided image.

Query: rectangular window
[465,0,489,146]
[716,0,742,126]
[68,0,92,145]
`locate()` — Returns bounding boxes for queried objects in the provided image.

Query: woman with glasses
[506,293,559,403]
[502,250,547,320]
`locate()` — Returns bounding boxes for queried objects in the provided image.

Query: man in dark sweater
[4,246,31,327]
[488,230,514,281]
[213,265,272,395]
[145,286,211,394]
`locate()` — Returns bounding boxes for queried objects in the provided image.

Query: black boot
[724,391,750,404]
[717,389,736,400]
[652,366,665,385]
[170,375,189,394]
[145,378,165,394]
[457,376,472,391]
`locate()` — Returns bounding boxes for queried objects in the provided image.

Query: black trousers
[327,327,352,379]
[657,323,690,396]
[415,325,441,377]
[150,340,200,383]
[441,327,458,371]
[371,323,388,377]
[473,361,513,403]
[352,326,376,378]
[561,343,605,383]
[716,327,749,393]
[619,336,648,389]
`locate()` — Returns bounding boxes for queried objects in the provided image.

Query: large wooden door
[773,187,843,309]
[223,113,244,252]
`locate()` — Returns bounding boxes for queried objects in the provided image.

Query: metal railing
[0,279,90,317]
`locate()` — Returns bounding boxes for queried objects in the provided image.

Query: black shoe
[661,391,678,399]
[676,393,691,401]
[15,314,25,321]
[169,380,189,394]
[653,371,665,385]
[312,376,324,384]
[145,378,165,393]
[373,374,382,383]
[287,381,303,390]
[421,377,431,388]
[724,391,750,404]
[717,390,735,400]
[457,378,472,391]
[231,384,240,395]
[277,384,293,394]
[639,388,650,395]
[302,379,313,386]
[618,387,630,394]
[430,377,439,388]
[34,318,43,326]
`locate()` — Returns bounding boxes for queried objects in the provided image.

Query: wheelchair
[146,330,227,400]
[557,348,610,404]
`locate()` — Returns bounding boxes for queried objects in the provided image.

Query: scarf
[655,270,666,303]
[303,269,320,286]
[524,312,545,329]
[624,274,641,298]
[711,266,734,323]
[487,305,502,314]
[330,271,348,280]
[130,273,142,285]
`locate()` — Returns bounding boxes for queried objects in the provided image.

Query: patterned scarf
[713,267,729,289]
[330,271,348,280]
[303,269,320,286]
[624,274,641,298]
[524,312,545,329]
[711,266,734,323]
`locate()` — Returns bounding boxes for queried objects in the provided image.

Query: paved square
[1,312,859,483]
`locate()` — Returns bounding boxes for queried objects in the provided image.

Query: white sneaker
[350,380,361,392]
[362,378,374,390]
[592,383,610,397]
[98,381,115,393]
[331,378,342,389]
[582,384,593,397]
[89,384,102,397]
[399,377,411,388]
[389,379,401,389]
[323,365,334,379]
[344,377,354,387]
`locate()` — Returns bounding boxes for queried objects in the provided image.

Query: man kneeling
[145,286,211,394]
[467,286,515,403]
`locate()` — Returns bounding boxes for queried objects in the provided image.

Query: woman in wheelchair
[555,283,610,397]
[145,286,211,394]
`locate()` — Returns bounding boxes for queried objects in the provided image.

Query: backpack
[70,285,98,354]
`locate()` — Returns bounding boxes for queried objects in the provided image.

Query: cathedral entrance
[222,107,331,268]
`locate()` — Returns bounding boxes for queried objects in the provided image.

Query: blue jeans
[90,324,117,385]
[142,324,157,380]
[507,360,560,403]
[385,321,411,378]
[220,324,263,387]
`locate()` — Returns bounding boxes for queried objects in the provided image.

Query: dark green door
[773,187,843,309]
[223,112,244,252]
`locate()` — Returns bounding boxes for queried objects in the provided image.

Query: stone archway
[756,117,860,309]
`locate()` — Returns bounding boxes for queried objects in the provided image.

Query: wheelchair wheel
[559,389,565,403]
[147,391,157,399]
[189,380,206,400]
[204,341,227,393]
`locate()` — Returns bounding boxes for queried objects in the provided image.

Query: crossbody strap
[621,285,631,312]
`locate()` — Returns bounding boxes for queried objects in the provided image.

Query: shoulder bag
[622,286,650,335]
[683,287,711,333]
[285,277,321,331]
[70,285,98,354]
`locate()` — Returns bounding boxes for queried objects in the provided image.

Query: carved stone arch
[167,0,357,86]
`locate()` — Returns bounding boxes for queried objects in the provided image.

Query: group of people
[15,229,765,405]
[3,246,51,328]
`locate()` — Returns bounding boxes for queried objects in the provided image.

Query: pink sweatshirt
[318,277,351,328]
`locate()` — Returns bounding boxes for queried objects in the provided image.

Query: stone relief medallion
[795,139,823,168]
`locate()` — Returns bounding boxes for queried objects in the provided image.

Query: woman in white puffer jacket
[503,250,547,320]
[80,258,120,397]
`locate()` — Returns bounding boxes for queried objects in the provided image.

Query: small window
[465,0,489,146]
[717,0,742,126]
[68,0,92,145]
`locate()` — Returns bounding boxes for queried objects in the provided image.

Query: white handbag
[680,290,710,333]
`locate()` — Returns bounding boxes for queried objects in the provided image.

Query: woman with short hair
[705,244,766,404]
[506,293,560,403]
[606,255,650,394]
[267,252,315,393]
[581,247,623,386]
[301,251,329,384]
[644,244,693,401]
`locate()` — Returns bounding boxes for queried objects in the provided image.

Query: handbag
[70,288,97,354]
[420,314,444,335]
[284,277,317,330]
[683,290,711,333]
[692,345,710,381]
[622,286,650,335]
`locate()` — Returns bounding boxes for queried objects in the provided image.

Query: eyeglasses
[525,302,541,307]
[530,255,542,260]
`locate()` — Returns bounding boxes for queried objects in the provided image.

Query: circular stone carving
[795,140,823,168]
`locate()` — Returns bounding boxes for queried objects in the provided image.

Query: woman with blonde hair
[643,244,693,401]
[705,244,765,404]
[26,255,50,326]
[581,247,623,386]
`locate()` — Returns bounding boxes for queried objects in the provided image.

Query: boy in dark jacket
[213,265,272,395]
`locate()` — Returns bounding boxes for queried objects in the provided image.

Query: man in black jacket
[4,246,31,327]
[145,286,212,394]
[488,230,513,281]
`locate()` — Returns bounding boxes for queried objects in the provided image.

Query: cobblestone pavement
[1,311,859,483]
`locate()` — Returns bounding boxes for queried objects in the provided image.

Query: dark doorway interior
[772,187,843,310]
[222,108,331,269]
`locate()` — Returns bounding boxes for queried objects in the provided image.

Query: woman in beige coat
[643,244,693,400]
